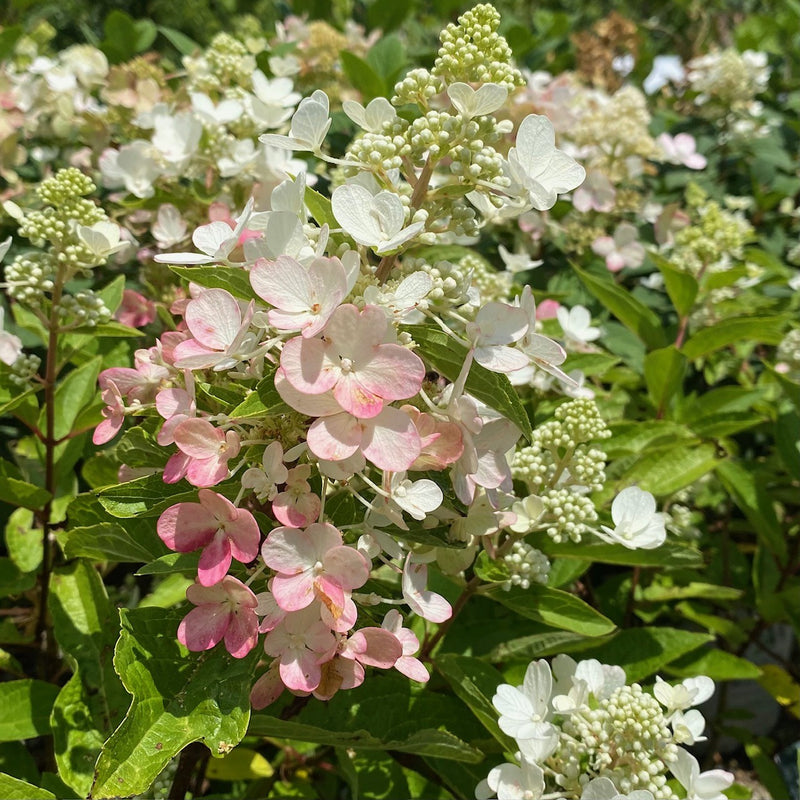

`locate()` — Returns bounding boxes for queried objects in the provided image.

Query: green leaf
[39,357,102,442]
[0,557,35,596]
[367,1,411,32]
[618,442,720,495]
[0,774,55,800]
[666,648,762,681]
[640,581,742,602]
[538,540,703,569]
[604,421,694,458]
[4,508,42,573]
[745,741,791,800]
[0,680,60,742]
[473,550,510,583]
[690,411,765,438]
[90,608,257,799]
[776,411,800,480]
[485,584,616,637]
[406,324,532,441]
[766,363,800,410]
[0,385,40,418]
[717,460,787,563]
[205,748,274,780]
[681,315,787,359]
[59,521,166,563]
[487,631,591,663]
[566,627,713,683]
[304,186,337,228]
[66,321,144,338]
[230,372,287,419]
[138,574,193,609]
[116,427,169,469]
[650,253,698,317]
[435,654,516,751]
[644,346,686,413]
[102,11,156,61]
[157,25,200,56]
[169,266,257,301]
[571,264,666,350]
[249,675,482,762]
[135,552,199,576]
[95,275,126,315]
[49,561,124,693]
[0,26,24,61]
[0,459,52,510]
[97,474,214,518]
[366,35,406,81]
[340,51,386,100]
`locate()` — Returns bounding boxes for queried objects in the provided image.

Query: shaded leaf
[406,324,532,441]
[644,346,686,413]
[0,680,60,742]
[681,316,787,359]
[435,654,516,751]
[717,460,787,563]
[618,442,720,495]
[572,264,666,350]
[565,627,713,683]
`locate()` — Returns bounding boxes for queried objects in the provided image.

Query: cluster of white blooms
[4,41,108,138]
[686,49,772,139]
[687,49,770,109]
[572,86,659,183]
[98,30,305,200]
[477,656,734,800]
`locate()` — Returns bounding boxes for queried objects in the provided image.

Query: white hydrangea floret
[596,486,667,550]
[447,82,508,119]
[331,184,425,255]
[260,90,331,153]
[671,748,734,800]
[506,114,586,211]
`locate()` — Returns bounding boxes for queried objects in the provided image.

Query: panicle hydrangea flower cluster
[86,5,669,711]
[654,184,760,333]
[476,656,734,800]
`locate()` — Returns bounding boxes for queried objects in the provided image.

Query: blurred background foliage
[2,0,800,74]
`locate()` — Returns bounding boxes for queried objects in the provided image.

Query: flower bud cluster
[539,488,598,543]
[513,399,610,493]
[502,540,550,590]
[670,192,753,277]
[4,253,57,303]
[8,353,42,387]
[432,4,524,91]
[57,291,112,327]
[396,258,473,313]
[393,68,441,108]
[185,32,257,93]
[512,400,609,542]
